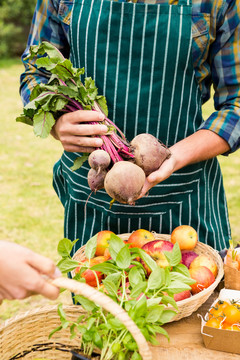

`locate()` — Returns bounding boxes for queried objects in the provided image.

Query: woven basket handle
[52,277,152,360]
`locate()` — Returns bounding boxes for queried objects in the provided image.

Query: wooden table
[150,290,240,360]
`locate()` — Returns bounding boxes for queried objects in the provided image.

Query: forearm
[170,129,230,173]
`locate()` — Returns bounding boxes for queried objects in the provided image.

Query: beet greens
[17,41,134,168]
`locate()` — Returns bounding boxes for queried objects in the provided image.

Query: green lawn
[0,61,239,323]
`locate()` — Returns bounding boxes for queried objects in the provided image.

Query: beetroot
[130,133,171,176]
[181,250,199,268]
[104,161,146,205]
[87,168,107,192]
[88,149,111,173]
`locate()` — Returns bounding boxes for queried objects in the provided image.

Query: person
[20,0,240,253]
[0,241,60,302]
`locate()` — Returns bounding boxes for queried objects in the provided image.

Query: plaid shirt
[20,0,240,153]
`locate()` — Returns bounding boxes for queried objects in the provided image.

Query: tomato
[216,300,229,311]
[205,317,222,329]
[222,323,240,331]
[208,306,225,319]
[208,301,229,319]
[224,304,240,325]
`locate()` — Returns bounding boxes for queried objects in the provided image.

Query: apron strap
[178,0,192,6]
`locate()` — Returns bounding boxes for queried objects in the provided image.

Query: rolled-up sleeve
[198,0,240,154]
[20,0,70,105]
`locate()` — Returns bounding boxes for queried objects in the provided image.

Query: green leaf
[170,271,196,285]
[73,295,97,311]
[49,325,63,339]
[131,351,142,360]
[164,242,182,267]
[96,95,108,117]
[93,331,103,349]
[16,115,33,126]
[90,262,119,274]
[165,280,191,294]
[128,266,144,287]
[36,56,57,70]
[108,317,125,330]
[137,248,158,272]
[147,267,165,290]
[158,309,176,324]
[58,238,74,257]
[102,278,118,297]
[108,234,126,261]
[130,282,147,299]
[71,154,89,171]
[33,110,55,138]
[57,258,80,273]
[85,234,97,259]
[173,263,191,277]
[116,245,131,269]
[160,295,178,310]
[26,41,65,62]
[146,305,164,323]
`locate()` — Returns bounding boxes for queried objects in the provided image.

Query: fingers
[31,277,60,300]
[28,252,60,279]
[61,135,104,152]
[65,109,105,124]
[54,110,108,152]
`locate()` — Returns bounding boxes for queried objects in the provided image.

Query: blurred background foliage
[0,0,35,58]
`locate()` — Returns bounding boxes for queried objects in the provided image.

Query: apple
[141,240,174,274]
[181,250,199,268]
[174,290,191,302]
[189,266,215,294]
[127,229,155,249]
[189,254,218,278]
[76,255,107,287]
[171,225,198,251]
[95,230,115,256]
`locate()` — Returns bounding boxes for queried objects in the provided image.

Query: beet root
[88,149,111,172]
[104,161,146,205]
[87,168,107,192]
[130,133,171,176]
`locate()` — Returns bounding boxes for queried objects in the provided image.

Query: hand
[0,241,61,302]
[51,110,108,152]
[139,153,177,197]
[139,129,230,198]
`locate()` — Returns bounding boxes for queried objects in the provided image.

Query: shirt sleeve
[198,0,240,154]
[20,0,70,105]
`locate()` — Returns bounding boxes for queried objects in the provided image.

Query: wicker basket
[0,279,152,360]
[73,233,224,322]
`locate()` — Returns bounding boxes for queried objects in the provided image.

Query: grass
[0,62,239,324]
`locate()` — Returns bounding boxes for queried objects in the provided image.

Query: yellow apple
[171,225,198,251]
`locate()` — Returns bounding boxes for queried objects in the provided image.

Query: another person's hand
[51,110,108,152]
[0,241,61,303]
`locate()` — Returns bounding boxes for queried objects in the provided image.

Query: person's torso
[55,0,223,103]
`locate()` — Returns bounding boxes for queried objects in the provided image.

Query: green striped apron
[53,0,231,252]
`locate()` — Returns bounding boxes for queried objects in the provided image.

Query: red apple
[171,225,198,251]
[189,266,215,294]
[174,290,191,302]
[141,240,174,274]
[76,256,107,287]
[181,250,199,268]
[127,229,155,249]
[95,230,115,256]
[189,254,218,278]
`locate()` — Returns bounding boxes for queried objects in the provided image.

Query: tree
[0,0,35,57]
